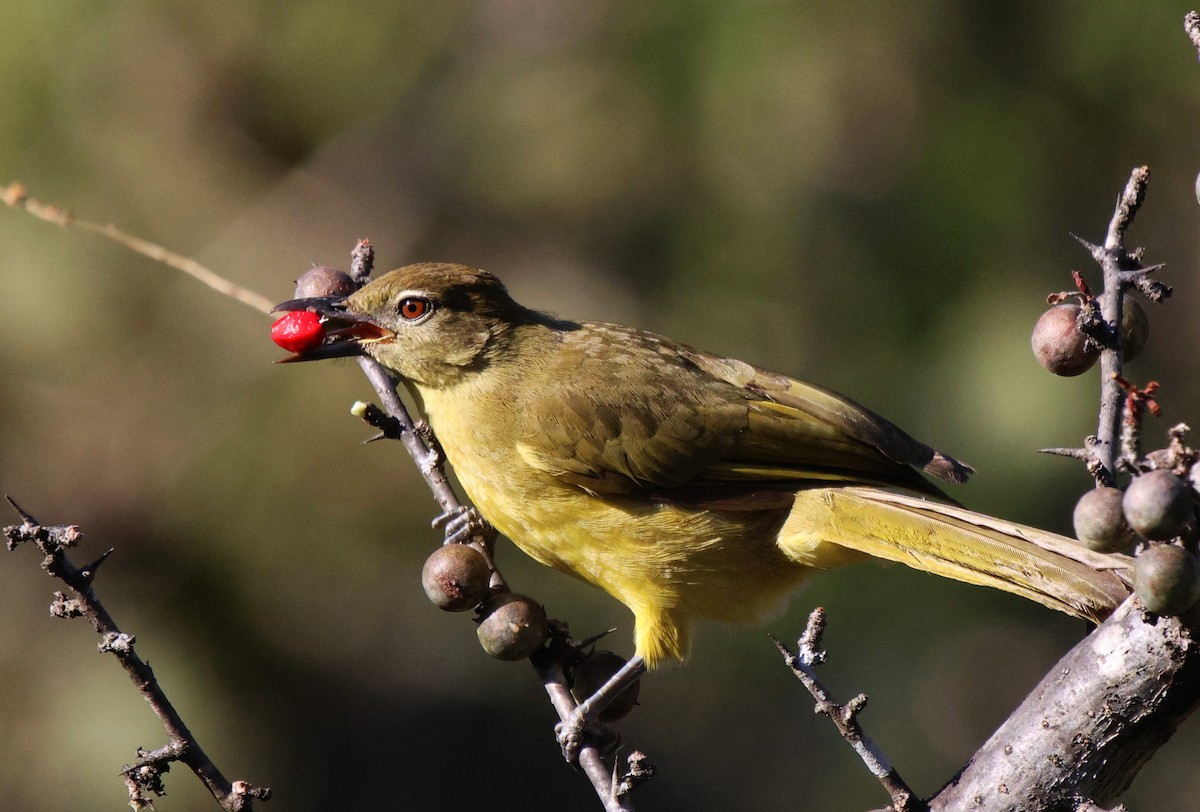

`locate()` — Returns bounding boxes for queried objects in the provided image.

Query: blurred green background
[2,2,1199,810]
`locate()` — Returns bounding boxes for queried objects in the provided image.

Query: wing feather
[516,323,968,499]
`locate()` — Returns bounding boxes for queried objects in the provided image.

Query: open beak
[271,296,393,363]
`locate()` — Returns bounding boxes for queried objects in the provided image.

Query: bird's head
[274,263,534,388]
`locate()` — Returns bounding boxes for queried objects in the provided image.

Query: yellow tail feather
[781,487,1132,623]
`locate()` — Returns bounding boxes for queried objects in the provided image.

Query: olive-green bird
[278,263,1131,670]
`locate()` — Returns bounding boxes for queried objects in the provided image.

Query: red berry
[271,311,326,353]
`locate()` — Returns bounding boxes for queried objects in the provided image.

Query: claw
[432,506,492,545]
[555,711,621,764]
[555,714,584,764]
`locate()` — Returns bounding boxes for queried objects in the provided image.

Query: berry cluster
[1033,269,1198,616]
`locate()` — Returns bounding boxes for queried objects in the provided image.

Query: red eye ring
[399,297,432,321]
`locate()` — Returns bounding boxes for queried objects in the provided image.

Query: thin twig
[773,609,923,812]
[3,498,270,811]
[3,181,275,315]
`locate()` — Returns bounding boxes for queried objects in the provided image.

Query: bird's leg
[556,654,647,763]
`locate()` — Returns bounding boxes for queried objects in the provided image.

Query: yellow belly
[417,381,823,666]
[457,456,812,664]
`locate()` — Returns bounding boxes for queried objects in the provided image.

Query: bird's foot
[432,505,494,545]
[556,653,647,763]
[555,709,621,764]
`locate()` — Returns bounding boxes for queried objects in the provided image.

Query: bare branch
[773,609,922,812]
[1087,167,1154,483]
[3,498,270,810]
[2,181,275,315]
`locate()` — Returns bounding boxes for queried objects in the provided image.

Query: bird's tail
[781,487,1132,622]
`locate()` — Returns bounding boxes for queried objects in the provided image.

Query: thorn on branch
[78,547,115,585]
[1070,232,1103,260]
[576,628,620,651]
[5,494,38,525]
[1039,437,1112,486]
[1039,447,1091,460]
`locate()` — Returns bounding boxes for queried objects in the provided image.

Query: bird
[275,262,1131,675]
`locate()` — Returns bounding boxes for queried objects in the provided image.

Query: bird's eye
[398,297,433,321]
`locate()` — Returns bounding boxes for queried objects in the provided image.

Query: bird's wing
[514,353,747,495]
[515,325,967,499]
[680,350,972,485]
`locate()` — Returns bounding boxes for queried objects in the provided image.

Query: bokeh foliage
[2,2,1199,809]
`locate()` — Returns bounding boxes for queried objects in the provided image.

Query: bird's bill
[272,295,394,363]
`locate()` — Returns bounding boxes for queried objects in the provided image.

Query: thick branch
[929,598,1200,810]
